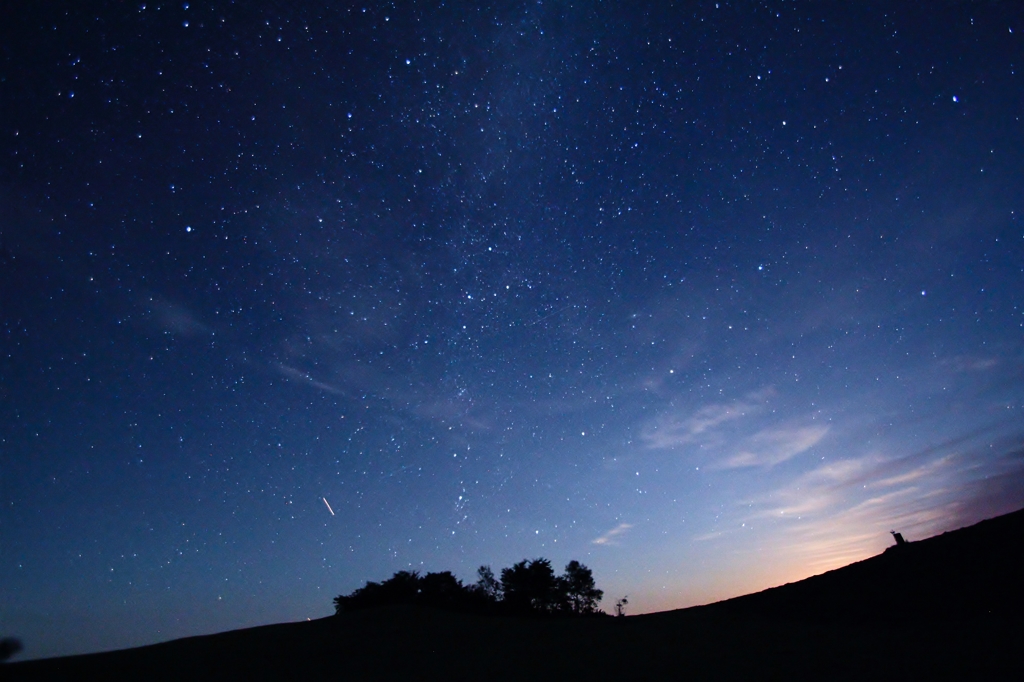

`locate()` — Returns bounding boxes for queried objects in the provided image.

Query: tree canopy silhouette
[562,560,604,614]
[334,557,604,616]
[500,558,563,613]
[475,565,501,601]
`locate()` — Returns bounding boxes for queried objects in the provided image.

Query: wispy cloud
[277,364,347,395]
[735,432,1024,573]
[277,360,498,433]
[592,522,633,546]
[940,354,999,373]
[144,296,212,337]
[641,388,775,449]
[719,424,829,469]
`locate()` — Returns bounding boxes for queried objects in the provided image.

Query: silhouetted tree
[476,565,501,601]
[335,568,496,613]
[381,570,422,601]
[334,570,422,612]
[334,557,606,617]
[419,571,465,608]
[501,558,564,613]
[561,560,603,614]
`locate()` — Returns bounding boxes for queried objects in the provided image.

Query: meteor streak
[322,497,335,516]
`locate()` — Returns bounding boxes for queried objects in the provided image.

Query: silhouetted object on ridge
[884,530,908,554]
[713,510,1024,623]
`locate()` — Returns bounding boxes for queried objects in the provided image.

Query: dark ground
[6,509,1024,681]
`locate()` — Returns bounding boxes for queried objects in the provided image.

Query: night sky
[3,0,1024,661]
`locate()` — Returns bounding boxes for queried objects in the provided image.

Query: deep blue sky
[2,0,1023,661]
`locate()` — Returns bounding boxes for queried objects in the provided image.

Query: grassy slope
[6,509,1024,681]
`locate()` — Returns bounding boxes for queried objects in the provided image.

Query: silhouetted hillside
[6,509,1024,681]
[704,506,1024,623]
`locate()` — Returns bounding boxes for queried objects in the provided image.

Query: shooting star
[322,497,335,516]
